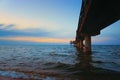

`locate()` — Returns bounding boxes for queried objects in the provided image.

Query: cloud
[0,22,74,39]
[0,37,72,43]
[0,28,51,37]
[0,24,4,27]
[0,24,5,29]
[0,23,15,30]
[5,24,15,29]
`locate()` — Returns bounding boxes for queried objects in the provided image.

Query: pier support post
[79,40,84,50]
[84,35,91,52]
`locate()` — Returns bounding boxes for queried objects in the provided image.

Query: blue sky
[93,20,120,45]
[0,0,120,45]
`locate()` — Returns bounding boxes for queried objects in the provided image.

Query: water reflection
[75,49,92,71]
[73,47,120,80]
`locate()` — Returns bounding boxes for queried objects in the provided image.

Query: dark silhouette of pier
[74,0,120,52]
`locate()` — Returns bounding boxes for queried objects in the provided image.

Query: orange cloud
[0,37,72,43]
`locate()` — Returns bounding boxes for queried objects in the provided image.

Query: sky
[0,0,120,45]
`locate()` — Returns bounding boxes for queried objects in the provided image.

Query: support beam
[84,35,91,52]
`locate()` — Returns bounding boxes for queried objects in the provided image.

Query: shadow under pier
[68,47,120,80]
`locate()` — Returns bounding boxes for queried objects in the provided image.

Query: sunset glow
[0,37,71,43]
[0,0,120,45]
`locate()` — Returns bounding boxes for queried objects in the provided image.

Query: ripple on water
[0,45,120,79]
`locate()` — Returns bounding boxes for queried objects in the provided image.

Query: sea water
[0,45,120,80]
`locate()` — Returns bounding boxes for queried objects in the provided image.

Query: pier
[74,0,120,52]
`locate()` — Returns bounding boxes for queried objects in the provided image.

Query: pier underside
[74,0,120,52]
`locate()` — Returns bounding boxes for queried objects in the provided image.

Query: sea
[0,45,120,80]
